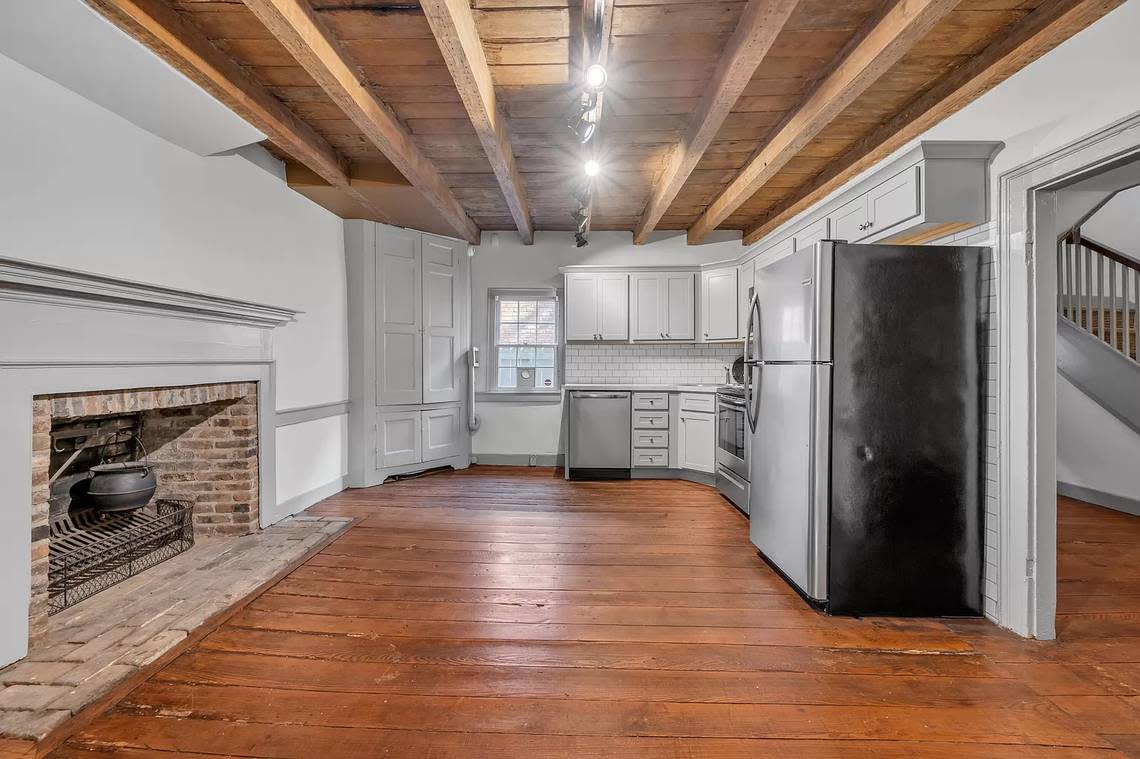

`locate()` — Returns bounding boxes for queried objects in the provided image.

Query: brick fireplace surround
[28,382,260,647]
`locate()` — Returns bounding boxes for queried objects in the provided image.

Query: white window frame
[487,288,562,395]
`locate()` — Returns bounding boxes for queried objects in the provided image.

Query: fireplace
[28,382,260,645]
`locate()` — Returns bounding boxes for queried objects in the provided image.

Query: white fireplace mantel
[0,256,301,668]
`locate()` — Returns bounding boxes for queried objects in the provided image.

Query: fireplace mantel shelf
[0,255,301,328]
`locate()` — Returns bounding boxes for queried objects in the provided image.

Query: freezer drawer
[748,363,830,602]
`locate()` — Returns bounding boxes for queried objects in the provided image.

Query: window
[490,289,560,393]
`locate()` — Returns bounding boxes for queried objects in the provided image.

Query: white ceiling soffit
[0,0,267,156]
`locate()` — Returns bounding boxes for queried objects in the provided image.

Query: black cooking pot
[87,435,157,512]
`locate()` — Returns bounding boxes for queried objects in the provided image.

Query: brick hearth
[28,382,260,648]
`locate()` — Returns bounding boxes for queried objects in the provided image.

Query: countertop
[564,383,725,394]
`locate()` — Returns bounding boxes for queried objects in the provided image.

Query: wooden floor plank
[51,469,1139,758]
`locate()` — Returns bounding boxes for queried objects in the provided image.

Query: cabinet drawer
[633,449,669,467]
[679,393,715,413]
[633,431,669,449]
[633,392,669,410]
[632,411,669,429]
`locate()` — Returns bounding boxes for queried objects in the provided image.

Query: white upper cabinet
[421,234,466,404]
[831,194,869,243]
[629,272,694,341]
[565,272,629,341]
[866,165,921,237]
[795,217,830,253]
[701,267,738,341]
[377,227,423,406]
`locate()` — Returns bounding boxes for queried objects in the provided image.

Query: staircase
[1056,232,1140,516]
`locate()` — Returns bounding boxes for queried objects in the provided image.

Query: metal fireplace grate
[48,499,195,614]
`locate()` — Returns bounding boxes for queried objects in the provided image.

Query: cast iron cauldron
[87,436,157,513]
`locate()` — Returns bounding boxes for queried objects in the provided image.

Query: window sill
[476,391,563,404]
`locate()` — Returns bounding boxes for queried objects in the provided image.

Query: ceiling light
[584,159,600,177]
[585,63,607,90]
[571,208,589,235]
[567,109,597,144]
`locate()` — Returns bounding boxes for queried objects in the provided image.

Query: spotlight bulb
[585,63,608,90]
[584,159,600,177]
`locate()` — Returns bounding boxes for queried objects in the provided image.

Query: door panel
[598,273,629,340]
[702,268,737,340]
[377,227,422,405]
[630,273,664,340]
[565,274,599,340]
[663,272,694,340]
[422,406,461,462]
[679,412,715,473]
[421,234,466,403]
[831,195,869,242]
[748,364,829,599]
[868,165,921,235]
[796,217,830,252]
[754,245,831,362]
[377,409,421,468]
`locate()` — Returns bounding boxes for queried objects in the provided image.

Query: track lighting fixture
[585,63,607,91]
[568,108,598,144]
[575,232,589,248]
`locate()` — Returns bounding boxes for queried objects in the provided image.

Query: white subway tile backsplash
[566,343,742,385]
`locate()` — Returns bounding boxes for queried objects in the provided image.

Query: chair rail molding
[0,255,301,328]
[997,108,1140,641]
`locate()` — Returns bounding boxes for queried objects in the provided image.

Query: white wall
[1083,185,1140,258]
[1057,375,1140,501]
[0,52,349,507]
[470,230,741,458]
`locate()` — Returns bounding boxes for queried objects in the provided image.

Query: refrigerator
[743,240,986,616]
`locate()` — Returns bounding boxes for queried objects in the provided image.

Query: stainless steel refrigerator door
[748,363,830,602]
[754,243,833,363]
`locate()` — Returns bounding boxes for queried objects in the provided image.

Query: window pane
[498,346,516,367]
[499,300,518,321]
[537,300,556,323]
[518,323,537,344]
[498,323,518,344]
[536,368,555,389]
[536,324,556,344]
[497,368,516,388]
[517,300,537,321]
[536,347,555,367]
[517,347,535,367]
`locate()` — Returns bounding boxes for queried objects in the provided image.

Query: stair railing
[1058,229,1140,362]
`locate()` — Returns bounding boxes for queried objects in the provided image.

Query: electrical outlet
[528,455,537,466]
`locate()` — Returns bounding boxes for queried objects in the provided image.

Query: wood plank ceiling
[88,0,1123,245]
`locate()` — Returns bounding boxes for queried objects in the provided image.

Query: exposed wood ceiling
[87,0,1124,246]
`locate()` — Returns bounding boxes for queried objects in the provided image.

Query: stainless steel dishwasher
[568,390,631,480]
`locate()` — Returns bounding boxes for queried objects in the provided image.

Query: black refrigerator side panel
[829,243,986,616]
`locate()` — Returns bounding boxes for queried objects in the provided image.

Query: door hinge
[1025,558,1035,578]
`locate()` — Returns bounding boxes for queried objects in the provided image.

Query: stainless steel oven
[715,386,750,514]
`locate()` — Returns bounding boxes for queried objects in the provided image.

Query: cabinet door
[737,258,755,339]
[795,217,830,252]
[597,273,630,340]
[702,268,737,341]
[678,412,715,473]
[565,274,599,340]
[421,406,462,462]
[663,272,695,340]
[377,227,423,405]
[831,194,869,242]
[867,165,921,235]
[630,273,664,340]
[377,409,421,468]
[421,234,466,404]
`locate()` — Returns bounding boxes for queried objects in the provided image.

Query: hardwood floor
[51,469,1140,758]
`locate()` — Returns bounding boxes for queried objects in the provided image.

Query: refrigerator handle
[743,293,761,433]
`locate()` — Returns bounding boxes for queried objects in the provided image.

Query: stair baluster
[1058,232,1140,363]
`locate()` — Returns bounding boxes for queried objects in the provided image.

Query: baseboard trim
[1058,480,1140,517]
[277,475,346,518]
[472,453,564,467]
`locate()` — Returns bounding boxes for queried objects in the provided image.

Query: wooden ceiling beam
[242,0,481,243]
[85,0,393,224]
[420,0,534,244]
[740,0,1127,246]
[686,0,961,244]
[631,0,801,245]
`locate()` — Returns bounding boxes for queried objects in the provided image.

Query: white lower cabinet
[422,406,462,462]
[377,409,422,468]
[678,410,715,473]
